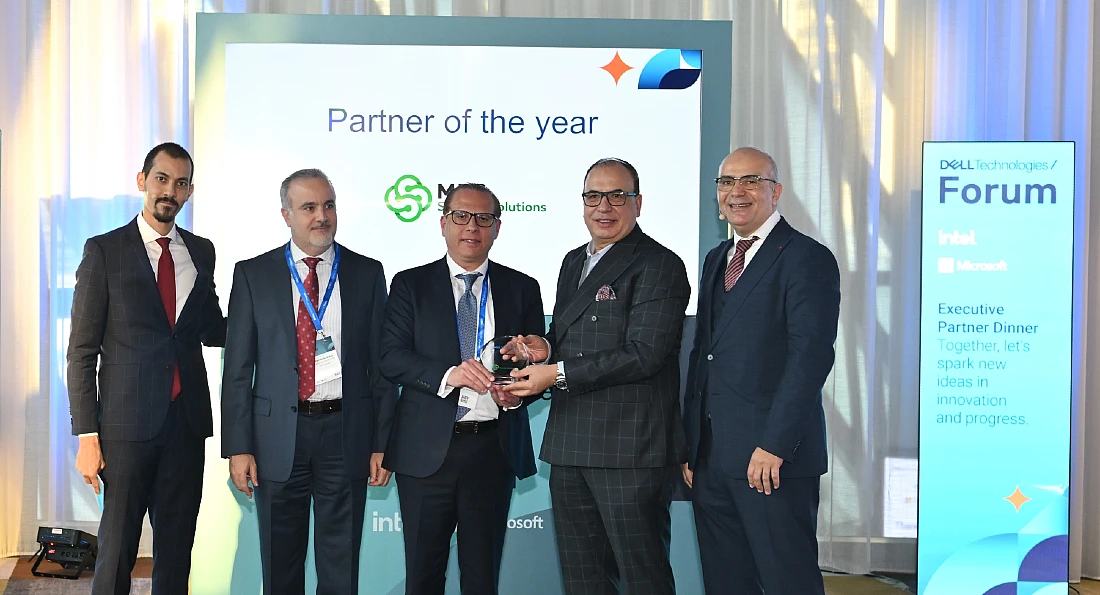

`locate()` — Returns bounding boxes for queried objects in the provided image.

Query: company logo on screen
[636,49,702,90]
[384,175,433,222]
[939,159,1055,173]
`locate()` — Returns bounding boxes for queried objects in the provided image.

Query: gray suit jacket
[540,225,691,469]
[220,244,397,483]
[67,217,226,441]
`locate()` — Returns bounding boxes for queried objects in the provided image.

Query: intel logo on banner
[918,141,1075,595]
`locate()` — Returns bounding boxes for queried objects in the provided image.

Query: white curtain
[1,0,1094,581]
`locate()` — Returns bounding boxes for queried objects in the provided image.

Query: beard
[153,199,179,223]
[309,226,334,249]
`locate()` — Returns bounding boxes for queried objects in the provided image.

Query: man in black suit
[682,147,841,594]
[221,169,396,595]
[380,183,544,595]
[507,159,690,595]
[67,142,226,595]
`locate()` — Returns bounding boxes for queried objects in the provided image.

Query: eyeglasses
[445,210,499,227]
[715,175,778,191]
[581,190,639,207]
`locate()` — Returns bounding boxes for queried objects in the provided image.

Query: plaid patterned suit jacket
[66,217,226,441]
[540,225,690,469]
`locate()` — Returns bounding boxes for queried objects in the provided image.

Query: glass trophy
[480,336,531,385]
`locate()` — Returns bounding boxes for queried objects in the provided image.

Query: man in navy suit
[380,183,544,595]
[682,147,841,594]
[221,169,396,594]
[67,142,226,595]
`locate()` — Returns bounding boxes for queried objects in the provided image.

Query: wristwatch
[554,362,568,391]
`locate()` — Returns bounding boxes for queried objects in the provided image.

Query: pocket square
[595,284,616,301]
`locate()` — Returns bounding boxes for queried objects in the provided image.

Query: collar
[289,240,336,264]
[585,241,616,258]
[734,210,782,244]
[136,212,180,245]
[446,254,489,278]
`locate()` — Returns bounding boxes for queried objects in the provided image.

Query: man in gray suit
[506,158,690,595]
[68,142,226,595]
[221,168,396,595]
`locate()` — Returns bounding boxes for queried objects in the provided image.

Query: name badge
[457,388,479,412]
[314,335,343,385]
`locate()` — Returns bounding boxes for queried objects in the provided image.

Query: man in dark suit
[380,183,544,595]
[67,142,226,595]
[506,159,690,595]
[682,147,841,594]
[221,168,396,595]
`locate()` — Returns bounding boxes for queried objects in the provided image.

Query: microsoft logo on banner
[385,175,433,222]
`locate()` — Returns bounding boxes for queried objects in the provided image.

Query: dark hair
[142,142,194,183]
[280,168,335,209]
[584,157,640,193]
[443,183,502,218]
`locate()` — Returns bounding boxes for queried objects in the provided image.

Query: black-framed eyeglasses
[581,190,639,207]
[445,210,499,227]
[714,175,778,191]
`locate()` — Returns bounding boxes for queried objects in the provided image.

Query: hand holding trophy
[481,336,531,385]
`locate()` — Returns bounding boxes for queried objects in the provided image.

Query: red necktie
[155,237,181,399]
[296,257,322,401]
[723,236,760,291]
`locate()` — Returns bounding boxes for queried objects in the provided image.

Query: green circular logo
[384,174,433,222]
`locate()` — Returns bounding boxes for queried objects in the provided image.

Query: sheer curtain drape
[1,0,1094,582]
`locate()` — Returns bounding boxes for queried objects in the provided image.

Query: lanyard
[456,274,490,359]
[285,243,341,335]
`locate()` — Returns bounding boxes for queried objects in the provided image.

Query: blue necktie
[456,272,482,419]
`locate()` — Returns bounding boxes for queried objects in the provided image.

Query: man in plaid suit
[67,142,226,595]
[507,158,690,595]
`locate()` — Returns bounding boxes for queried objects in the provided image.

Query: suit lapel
[487,261,516,336]
[432,258,464,360]
[554,226,642,334]
[697,238,732,345]
[711,218,794,345]
[269,246,297,350]
[124,219,172,330]
[336,245,359,363]
[175,228,208,329]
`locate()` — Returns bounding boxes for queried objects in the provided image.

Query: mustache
[311,222,332,231]
[156,198,180,208]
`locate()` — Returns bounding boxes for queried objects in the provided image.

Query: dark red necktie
[155,237,181,399]
[723,236,760,291]
[296,257,322,401]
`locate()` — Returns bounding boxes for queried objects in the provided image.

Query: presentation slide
[192,14,733,591]
[917,141,1075,595]
[204,42,702,313]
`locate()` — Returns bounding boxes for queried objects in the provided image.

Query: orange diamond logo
[600,51,633,85]
[1004,485,1032,513]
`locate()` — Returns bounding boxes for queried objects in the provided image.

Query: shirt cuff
[78,432,99,438]
[438,366,457,397]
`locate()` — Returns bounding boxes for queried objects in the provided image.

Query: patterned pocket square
[595,284,616,301]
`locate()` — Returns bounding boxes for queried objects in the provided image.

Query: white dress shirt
[289,241,343,402]
[579,240,615,286]
[136,212,197,321]
[437,256,501,422]
[727,209,782,269]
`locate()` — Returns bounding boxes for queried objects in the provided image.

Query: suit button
[591,315,597,321]
[291,406,297,413]
[576,352,583,357]
[707,354,713,361]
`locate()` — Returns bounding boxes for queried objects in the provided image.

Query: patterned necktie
[296,256,322,401]
[155,237,181,399]
[724,236,760,291]
[455,272,482,419]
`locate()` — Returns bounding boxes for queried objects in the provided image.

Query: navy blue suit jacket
[379,258,543,480]
[220,244,396,483]
[684,217,840,479]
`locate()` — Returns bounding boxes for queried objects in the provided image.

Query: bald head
[716,147,783,237]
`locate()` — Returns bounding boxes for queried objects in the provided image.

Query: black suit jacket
[379,258,543,480]
[220,244,396,483]
[67,218,226,441]
[540,225,690,469]
[684,217,841,478]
